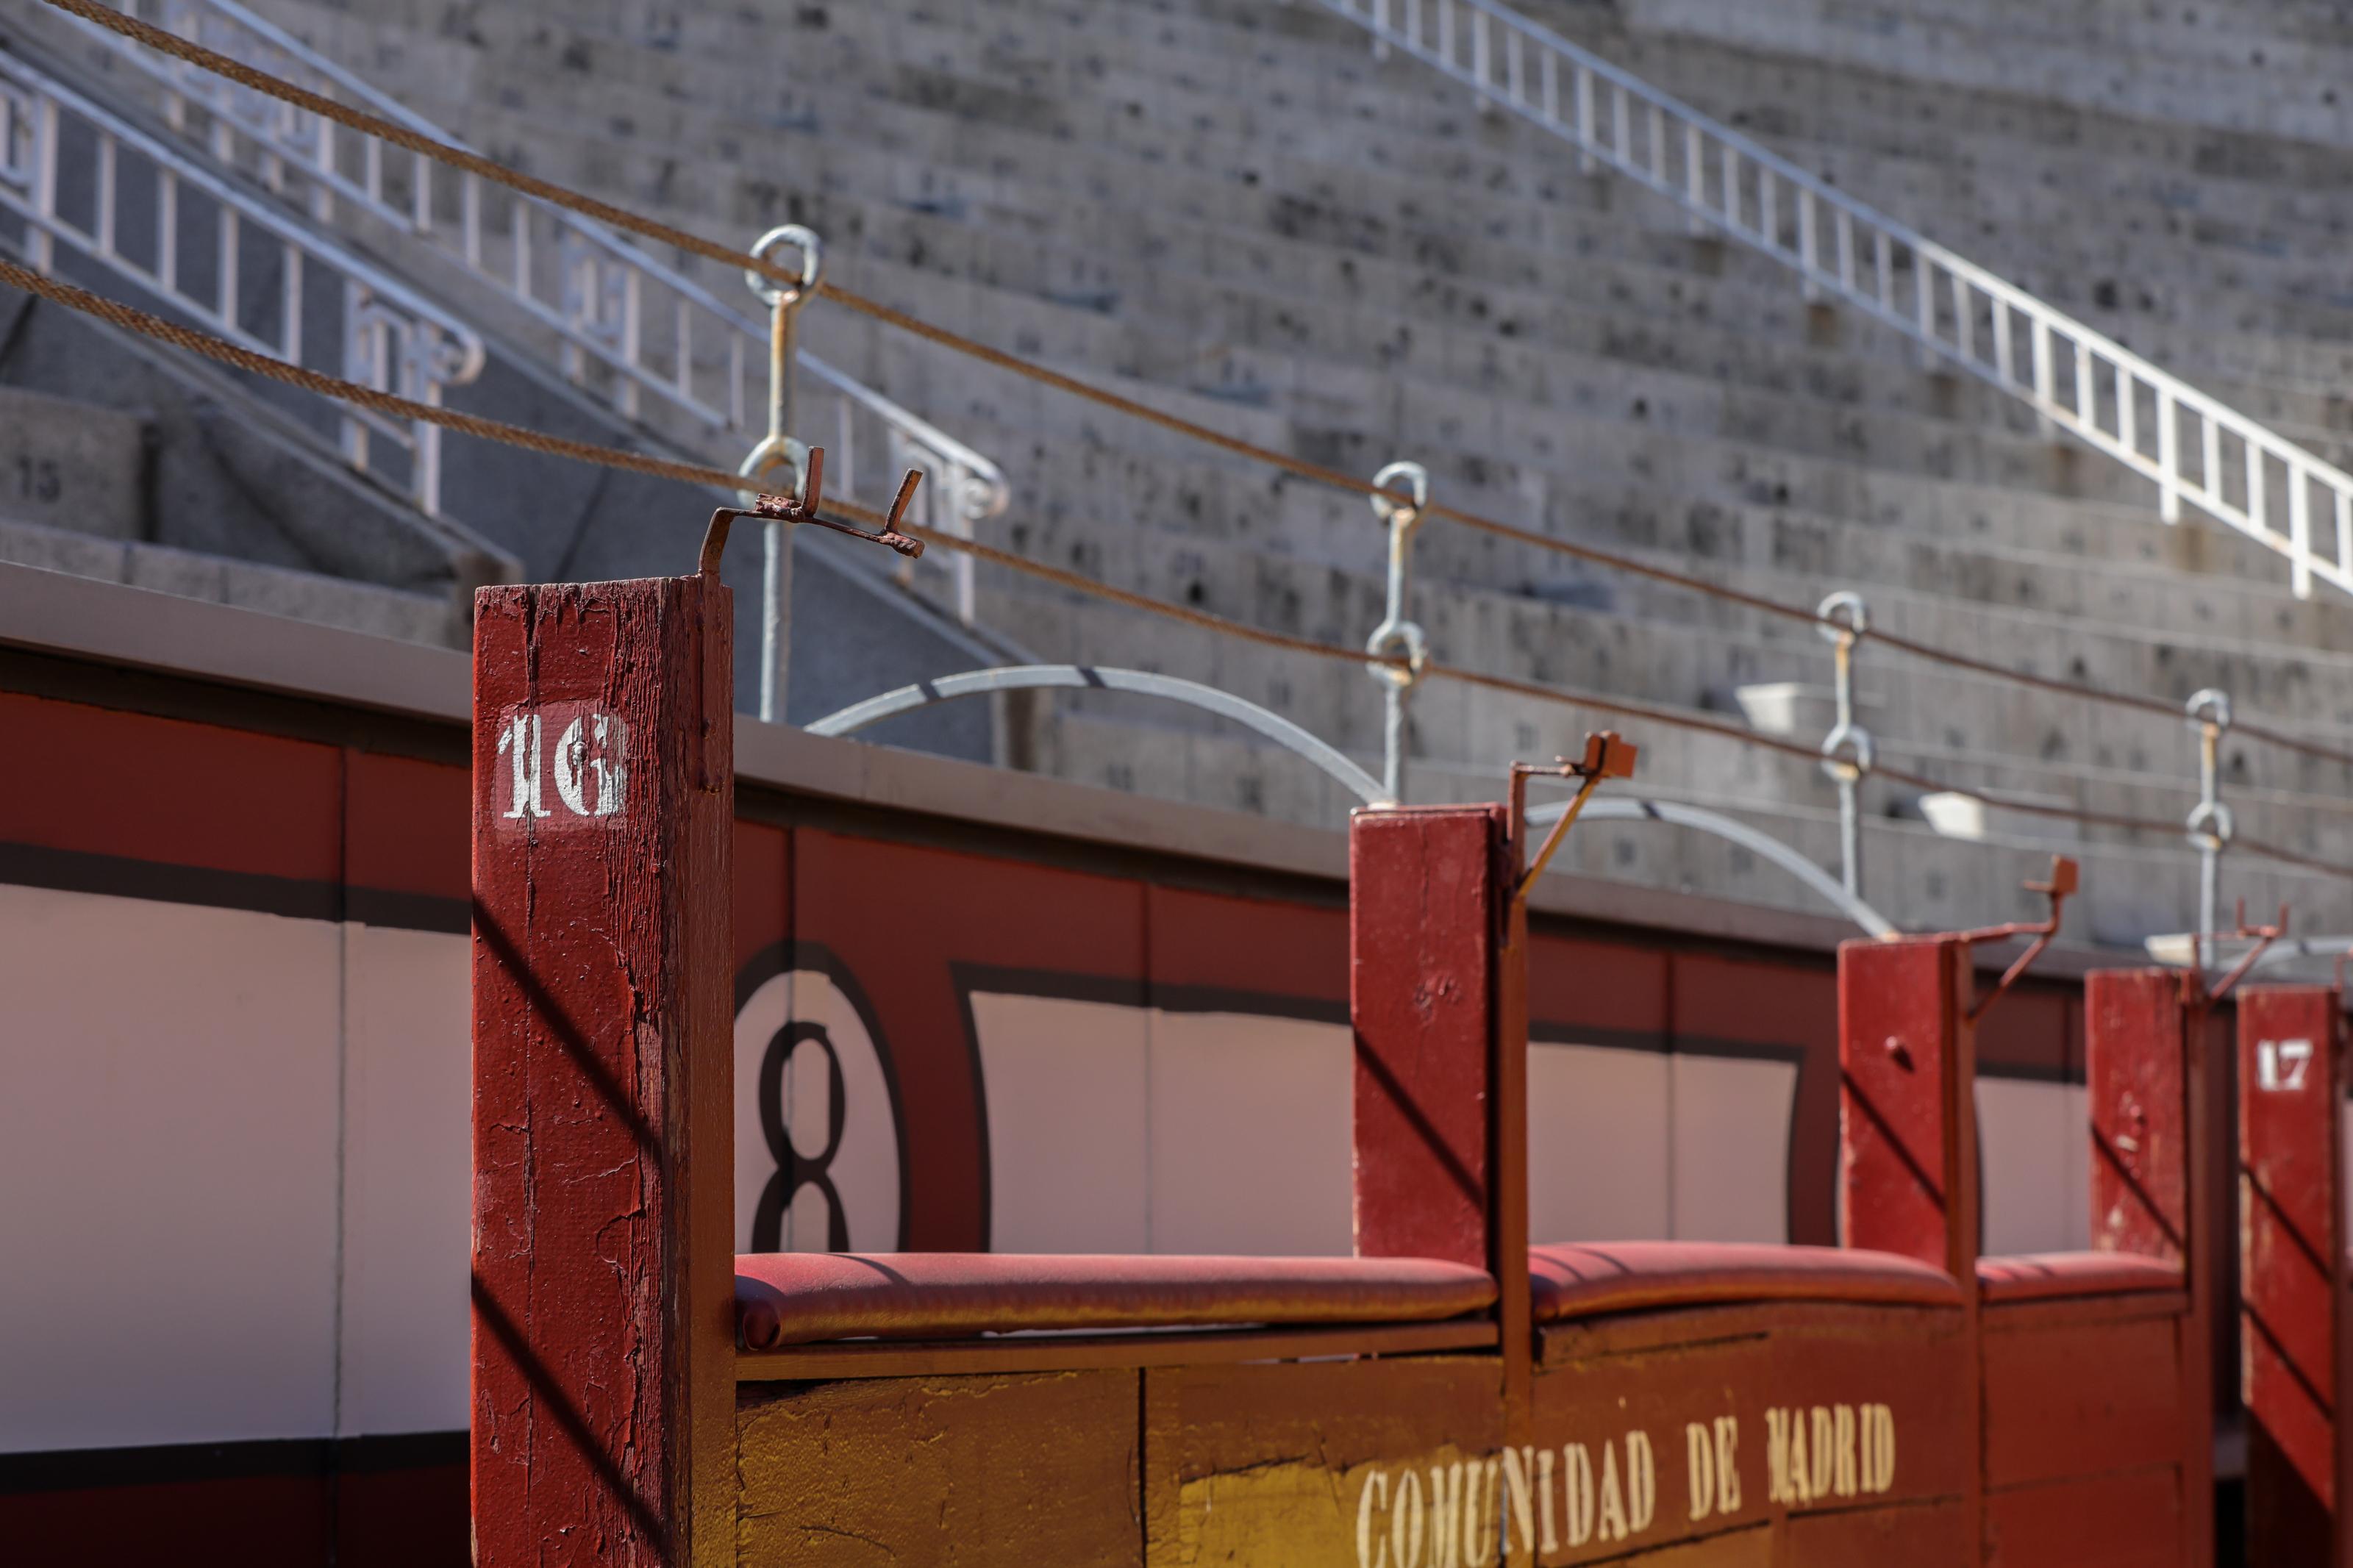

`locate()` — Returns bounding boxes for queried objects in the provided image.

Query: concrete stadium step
[0,514,465,645]
[0,384,148,540]
[222,0,2353,941]
[299,0,2353,398]
[962,515,2353,806]
[1624,0,2353,147]
[1040,701,2347,942]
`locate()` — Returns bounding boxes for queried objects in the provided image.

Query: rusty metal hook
[2207,899,2290,1003]
[1962,854,2079,1024]
[700,449,927,576]
[1509,731,1640,904]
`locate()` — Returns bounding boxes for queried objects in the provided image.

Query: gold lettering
[1833,1405,1857,1498]
[1786,1407,1812,1503]
[1686,1423,1715,1521]
[1536,1447,1558,1553]
[1627,1431,1657,1534]
[1598,1442,1629,1542]
[1502,1447,1538,1556]
[1359,1470,1392,1568]
[1564,1445,1595,1547]
[1765,1408,1791,1505]
[1713,1416,1741,1515]
[1393,1468,1425,1568]
[1425,1463,1463,1568]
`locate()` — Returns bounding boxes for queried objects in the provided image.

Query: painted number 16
[494,709,629,824]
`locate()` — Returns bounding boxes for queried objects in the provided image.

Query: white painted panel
[0,886,340,1452]
[973,992,1149,1253]
[338,923,470,1437]
[734,969,902,1256]
[1977,1077,2090,1256]
[1527,1042,1670,1244]
[1670,1053,1797,1244]
[1147,1011,1352,1256]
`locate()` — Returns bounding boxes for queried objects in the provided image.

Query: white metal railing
[63,0,1010,581]
[1316,0,2353,601]
[0,50,482,515]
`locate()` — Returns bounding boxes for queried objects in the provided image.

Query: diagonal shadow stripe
[1840,1070,1945,1210]
[2090,1129,2185,1256]
[1354,1039,1483,1211]
[472,1275,672,1551]
[2246,1167,2335,1282]
[2242,1295,2338,1423]
[474,899,660,1156]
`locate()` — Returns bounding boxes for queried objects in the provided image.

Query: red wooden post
[1349,805,1529,1396]
[1836,935,1983,1559]
[1837,937,1979,1281]
[2086,967,2215,1563]
[471,568,735,1568]
[2239,984,2349,1567]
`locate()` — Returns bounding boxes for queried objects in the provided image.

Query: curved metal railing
[812,662,1899,935]
[63,0,1010,538]
[1316,0,2353,600]
[0,49,482,515]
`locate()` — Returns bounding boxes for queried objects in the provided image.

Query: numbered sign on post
[488,702,632,828]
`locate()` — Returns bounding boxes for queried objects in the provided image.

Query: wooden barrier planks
[471,573,735,1568]
[2238,984,2349,1567]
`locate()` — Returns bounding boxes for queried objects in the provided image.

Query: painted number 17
[2257,1037,2314,1093]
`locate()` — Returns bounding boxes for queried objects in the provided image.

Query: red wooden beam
[2238,984,2348,1568]
[471,568,735,1568]
[1349,804,1529,1418]
[2085,967,2215,1566]
[1838,937,1979,1281]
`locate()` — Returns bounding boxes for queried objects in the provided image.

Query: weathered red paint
[1350,803,1532,1457]
[470,574,735,1568]
[2089,970,2196,1264]
[1838,937,1977,1280]
[1349,805,1507,1273]
[2238,984,2348,1567]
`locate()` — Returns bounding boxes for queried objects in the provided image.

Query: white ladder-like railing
[0,49,483,516]
[1314,0,2353,601]
[58,0,1010,563]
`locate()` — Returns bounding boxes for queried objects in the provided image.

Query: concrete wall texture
[20,0,2353,945]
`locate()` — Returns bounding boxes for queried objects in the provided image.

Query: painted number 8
[750,1021,851,1252]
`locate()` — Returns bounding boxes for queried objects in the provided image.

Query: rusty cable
[4,205,2349,880]
[46,0,2353,773]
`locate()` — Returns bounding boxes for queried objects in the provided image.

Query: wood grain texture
[1837,937,1975,1281]
[1532,1308,1971,1564]
[2087,970,2192,1265]
[1982,1467,2184,1568]
[2238,984,2347,1568]
[735,1371,1140,1567]
[1143,1357,1505,1568]
[1980,1316,2187,1489]
[1350,806,1506,1272]
[471,575,735,1568]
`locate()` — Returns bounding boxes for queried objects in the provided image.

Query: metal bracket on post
[1959,855,2080,1025]
[1508,730,1641,905]
[2184,688,2234,970]
[1817,591,1875,901]
[740,223,823,725]
[1364,461,1431,806]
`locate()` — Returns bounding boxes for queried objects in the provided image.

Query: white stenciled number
[553,714,629,817]
[2258,1038,2315,1092]
[496,714,549,820]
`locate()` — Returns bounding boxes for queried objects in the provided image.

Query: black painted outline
[733,939,913,1255]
